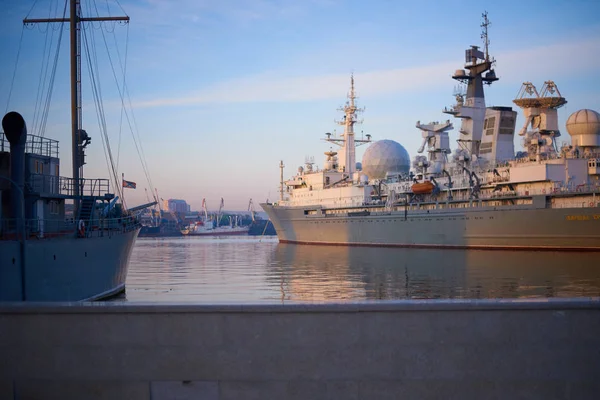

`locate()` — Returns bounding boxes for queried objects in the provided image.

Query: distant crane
[217,198,224,226]
[248,198,256,222]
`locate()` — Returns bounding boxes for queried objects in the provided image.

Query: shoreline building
[163,199,190,214]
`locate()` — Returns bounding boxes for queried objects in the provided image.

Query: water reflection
[124,237,600,303]
[270,244,600,302]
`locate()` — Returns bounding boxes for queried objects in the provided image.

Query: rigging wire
[81,17,125,207]
[87,0,124,200]
[6,0,48,116]
[38,0,68,138]
[4,27,25,115]
[85,0,159,206]
[25,0,41,19]
[33,0,62,136]
[114,24,129,175]
[10,0,155,210]
[94,6,159,204]
[85,0,113,188]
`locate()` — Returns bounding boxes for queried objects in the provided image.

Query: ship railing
[0,215,139,240]
[0,132,59,158]
[27,174,111,197]
[551,200,600,209]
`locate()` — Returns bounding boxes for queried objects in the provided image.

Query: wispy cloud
[133,38,600,108]
[122,0,334,28]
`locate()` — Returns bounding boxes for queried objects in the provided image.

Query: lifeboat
[411,181,435,194]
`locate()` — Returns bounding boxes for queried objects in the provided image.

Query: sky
[1,0,599,211]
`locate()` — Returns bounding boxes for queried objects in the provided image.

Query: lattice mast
[279,160,285,201]
[325,75,371,175]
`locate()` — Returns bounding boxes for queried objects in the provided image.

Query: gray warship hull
[261,200,600,250]
[0,228,139,301]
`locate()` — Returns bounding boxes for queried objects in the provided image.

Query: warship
[0,0,140,301]
[261,13,600,251]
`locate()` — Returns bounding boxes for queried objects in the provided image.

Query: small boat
[411,181,435,194]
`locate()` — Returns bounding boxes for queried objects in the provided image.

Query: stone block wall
[1,299,599,399]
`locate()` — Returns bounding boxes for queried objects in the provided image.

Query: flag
[123,179,137,189]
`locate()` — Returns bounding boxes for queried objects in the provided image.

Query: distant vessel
[261,13,600,251]
[1,0,140,301]
[139,194,184,237]
[183,198,249,236]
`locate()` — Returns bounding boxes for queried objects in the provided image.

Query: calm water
[121,236,600,303]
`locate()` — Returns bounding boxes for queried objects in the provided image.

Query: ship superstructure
[277,75,372,209]
[261,13,600,250]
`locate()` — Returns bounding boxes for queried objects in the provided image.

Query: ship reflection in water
[122,237,600,303]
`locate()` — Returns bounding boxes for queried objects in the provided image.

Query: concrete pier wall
[1,299,599,399]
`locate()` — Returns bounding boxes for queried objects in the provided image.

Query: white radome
[361,140,410,180]
[566,109,600,147]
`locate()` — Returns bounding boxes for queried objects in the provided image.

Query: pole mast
[24,0,129,216]
[69,0,80,213]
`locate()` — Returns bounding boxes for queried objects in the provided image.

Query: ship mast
[279,160,285,201]
[481,11,490,62]
[23,0,129,216]
[338,75,361,175]
[443,11,497,159]
[326,75,371,174]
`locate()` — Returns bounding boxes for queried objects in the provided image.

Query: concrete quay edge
[1,297,599,314]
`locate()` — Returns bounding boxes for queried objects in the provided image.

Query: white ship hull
[262,199,600,250]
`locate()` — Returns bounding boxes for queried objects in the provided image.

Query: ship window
[500,115,515,128]
[49,200,59,214]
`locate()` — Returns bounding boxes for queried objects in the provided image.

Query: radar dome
[361,140,410,180]
[566,109,600,147]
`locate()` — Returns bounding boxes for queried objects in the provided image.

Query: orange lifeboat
[411,181,435,194]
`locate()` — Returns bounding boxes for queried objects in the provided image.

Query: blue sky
[1,0,599,211]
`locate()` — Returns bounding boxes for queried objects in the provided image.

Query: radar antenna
[453,84,466,105]
[248,198,256,222]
